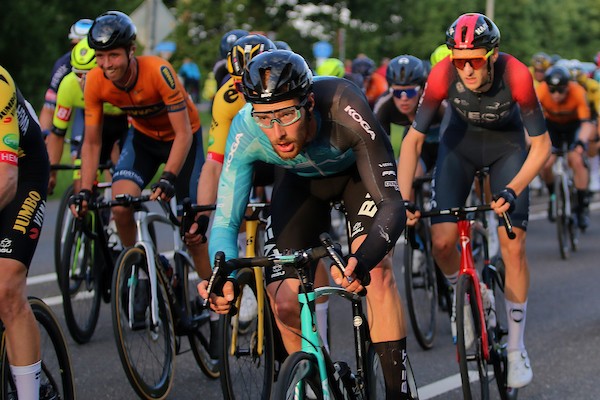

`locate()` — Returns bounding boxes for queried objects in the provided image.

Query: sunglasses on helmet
[451,48,494,71]
[392,86,421,99]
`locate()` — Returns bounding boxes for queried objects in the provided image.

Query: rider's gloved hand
[151,171,176,200]
[493,187,517,213]
[68,189,92,217]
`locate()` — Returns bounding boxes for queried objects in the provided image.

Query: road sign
[131,0,176,53]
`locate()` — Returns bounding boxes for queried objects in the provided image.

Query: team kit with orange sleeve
[0,66,49,267]
[536,80,591,147]
[84,55,204,199]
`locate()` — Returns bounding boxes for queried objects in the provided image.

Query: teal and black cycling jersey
[210,77,405,270]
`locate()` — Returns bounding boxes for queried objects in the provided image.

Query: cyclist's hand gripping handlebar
[319,233,368,296]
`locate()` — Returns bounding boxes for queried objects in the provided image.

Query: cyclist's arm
[398,126,426,201]
[505,132,551,196]
[0,68,19,209]
[81,75,104,192]
[163,108,193,176]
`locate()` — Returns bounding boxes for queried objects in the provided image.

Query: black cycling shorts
[264,165,379,284]
[0,182,47,268]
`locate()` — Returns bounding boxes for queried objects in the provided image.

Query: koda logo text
[344,105,375,140]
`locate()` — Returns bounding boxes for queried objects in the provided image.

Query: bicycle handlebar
[420,203,516,240]
[50,162,113,171]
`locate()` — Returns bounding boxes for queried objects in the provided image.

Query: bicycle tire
[554,178,569,260]
[178,254,219,379]
[404,224,437,350]
[456,274,490,400]
[112,247,175,400]
[54,184,74,282]
[219,267,275,400]
[273,351,324,400]
[60,213,102,344]
[1,297,76,400]
[568,187,579,251]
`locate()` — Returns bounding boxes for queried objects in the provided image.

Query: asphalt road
[26,192,600,399]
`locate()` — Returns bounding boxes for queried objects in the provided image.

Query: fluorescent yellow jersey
[206,76,245,163]
[53,71,123,135]
[581,77,600,116]
[0,65,19,166]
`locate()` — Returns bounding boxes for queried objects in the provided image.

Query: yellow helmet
[71,38,97,71]
[430,44,452,67]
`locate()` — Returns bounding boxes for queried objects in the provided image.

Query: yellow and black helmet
[227,34,276,78]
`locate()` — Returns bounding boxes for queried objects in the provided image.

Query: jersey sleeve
[208,108,257,265]
[153,60,188,113]
[206,79,244,163]
[52,73,76,135]
[505,56,547,136]
[572,84,591,121]
[83,68,106,127]
[413,60,451,133]
[0,67,20,166]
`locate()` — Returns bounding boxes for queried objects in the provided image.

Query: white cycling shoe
[507,350,533,388]
[237,285,258,329]
[451,294,475,349]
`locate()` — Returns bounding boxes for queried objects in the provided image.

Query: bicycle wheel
[54,184,74,280]
[456,274,489,400]
[554,179,569,260]
[178,253,219,379]
[273,351,324,400]
[568,186,579,251]
[112,247,175,400]
[60,214,102,344]
[219,267,275,399]
[366,344,419,400]
[1,297,76,400]
[404,224,437,350]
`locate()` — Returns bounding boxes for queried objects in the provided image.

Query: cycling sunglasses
[548,85,567,94]
[451,48,494,71]
[392,86,421,99]
[251,99,308,129]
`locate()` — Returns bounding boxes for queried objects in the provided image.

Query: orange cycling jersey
[536,81,590,124]
[84,56,200,141]
[365,73,388,106]
[206,76,245,163]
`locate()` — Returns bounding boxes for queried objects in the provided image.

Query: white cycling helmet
[69,18,94,41]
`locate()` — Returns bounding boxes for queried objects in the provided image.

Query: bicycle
[58,169,121,344]
[420,204,516,400]
[403,174,453,350]
[211,202,282,400]
[110,194,217,399]
[208,233,419,399]
[549,140,579,259]
[0,297,76,400]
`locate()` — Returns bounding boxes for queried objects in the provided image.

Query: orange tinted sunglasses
[451,49,494,70]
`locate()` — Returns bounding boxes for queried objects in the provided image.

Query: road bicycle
[110,195,217,399]
[207,233,419,399]
[404,174,453,350]
[1,297,75,400]
[51,161,114,282]
[59,170,121,344]
[420,204,516,400]
[549,140,579,259]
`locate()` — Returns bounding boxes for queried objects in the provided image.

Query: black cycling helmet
[228,34,276,77]
[545,65,571,87]
[386,55,427,86]
[351,57,376,77]
[242,50,313,104]
[220,29,250,59]
[446,13,500,51]
[88,11,136,51]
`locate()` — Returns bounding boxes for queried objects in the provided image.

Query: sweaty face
[452,48,494,92]
[251,99,308,159]
[95,48,130,82]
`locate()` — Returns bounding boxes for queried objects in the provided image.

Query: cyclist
[199,50,410,398]
[46,38,128,194]
[430,44,452,67]
[398,13,551,389]
[315,58,346,78]
[70,11,205,328]
[351,56,388,107]
[529,52,553,88]
[39,18,93,138]
[536,65,595,230]
[0,65,50,400]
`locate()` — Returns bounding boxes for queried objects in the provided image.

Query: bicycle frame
[552,142,572,219]
[456,218,490,360]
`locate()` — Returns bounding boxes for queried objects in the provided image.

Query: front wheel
[273,351,324,400]
[219,267,275,399]
[54,184,74,280]
[112,247,176,400]
[456,274,489,400]
[60,214,102,344]
[404,225,437,350]
[554,178,569,260]
[366,345,419,399]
